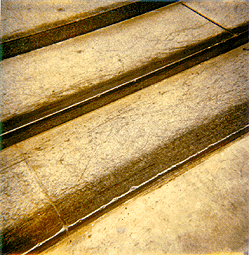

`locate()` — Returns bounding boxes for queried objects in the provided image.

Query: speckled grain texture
[14,44,249,226]
[1,2,248,254]
[1,37,248,255]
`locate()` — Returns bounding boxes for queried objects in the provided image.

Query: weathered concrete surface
[1,40,248,255]
[41,133,249,255]
[1,2,229,123]
[183,0,249,33]
[14,43,248,228]
[2,1,175,60]
[1,0,130,39]
[0,146,64,254]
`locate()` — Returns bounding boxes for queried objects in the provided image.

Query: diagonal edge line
[181,2,235,35]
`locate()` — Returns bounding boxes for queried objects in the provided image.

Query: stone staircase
[1,1,248,254]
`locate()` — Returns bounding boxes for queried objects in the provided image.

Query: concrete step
[1,0,248,148]
[1,0,176,59]
[40,133,249,255]
[2,0,132,38]
[1,42,248,254]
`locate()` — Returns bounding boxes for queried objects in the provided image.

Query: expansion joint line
[180,2,235,35]
[15,144,68,232]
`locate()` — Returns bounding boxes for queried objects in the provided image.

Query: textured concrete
[14,43,248,228]
[1,2,229,123]
[1,0,130,39]
[1,5,248,252]
[0,146,64,254]
[41,133,249,255]
[183,0,249,33]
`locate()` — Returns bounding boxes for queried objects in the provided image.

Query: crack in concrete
[15,144,68,231]
[181,2,235,35]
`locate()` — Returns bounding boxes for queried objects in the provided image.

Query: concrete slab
[0,146,65,254]
[14,43,248,229]
[1,2,229,125]
[1,0,130,38]
[183,0,249,33]
[40,133,249,254]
